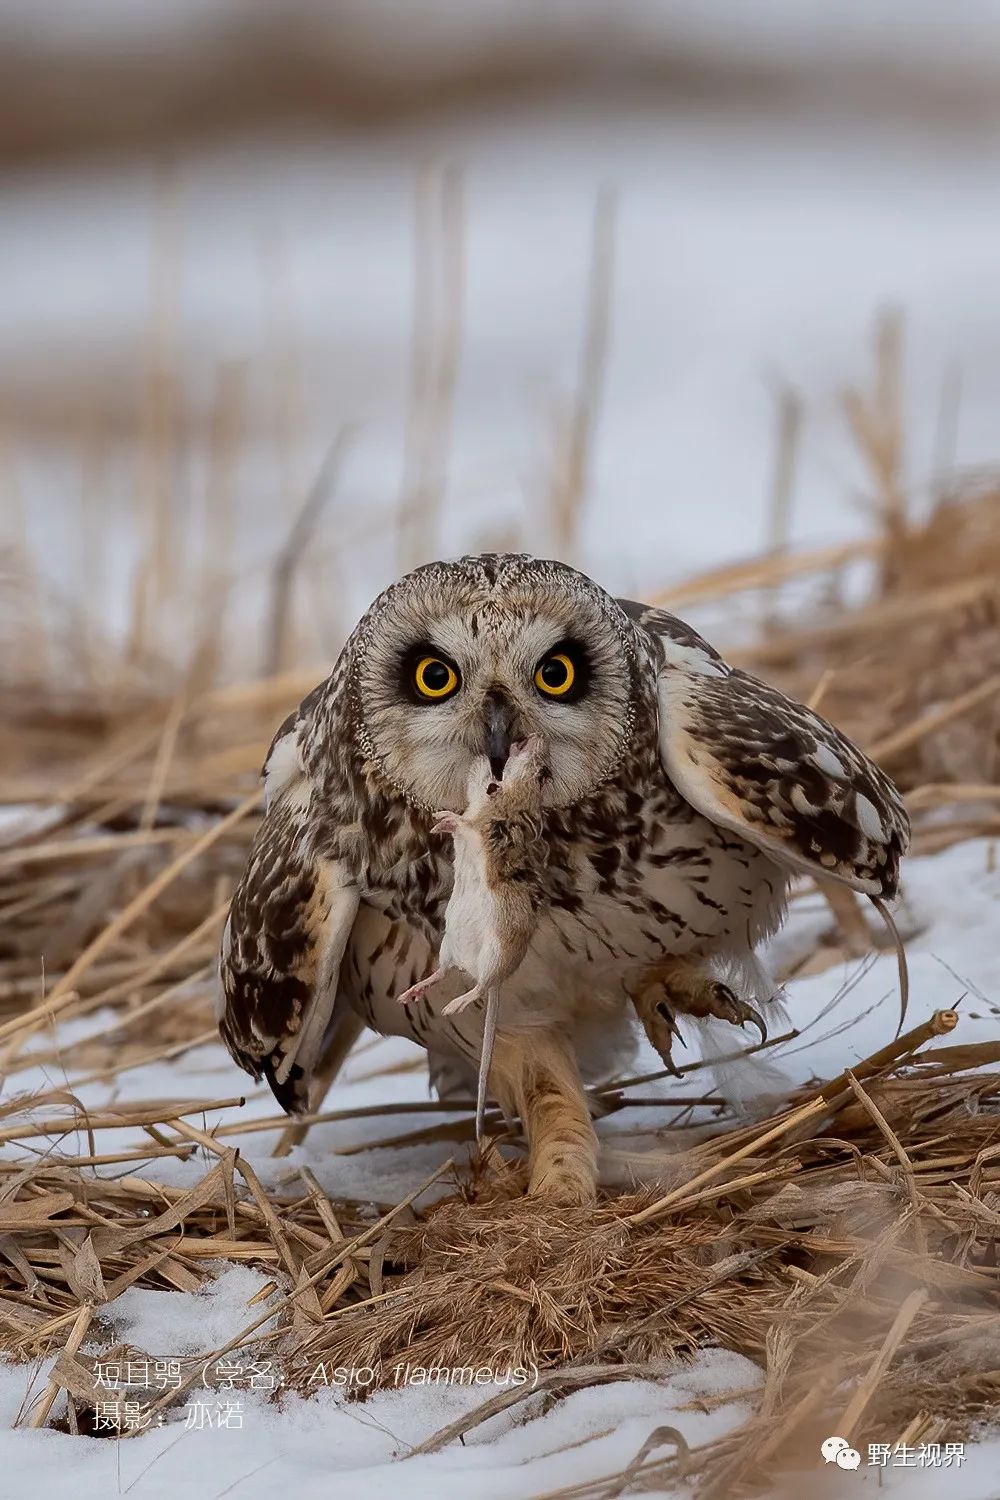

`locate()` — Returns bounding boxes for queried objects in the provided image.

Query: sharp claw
[744,1007,768,1047]
[655,999,685,1046]
[708,983,768,1046]
[650,999,684,1075]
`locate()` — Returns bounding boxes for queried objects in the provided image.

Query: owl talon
[655,999,686,1047]
[705,982,767,1045]
[746,1007,768,1046]
[633,995,682,1075]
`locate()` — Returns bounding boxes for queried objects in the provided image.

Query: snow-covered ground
[3,836,999,1498]
[5,9,1000,1489]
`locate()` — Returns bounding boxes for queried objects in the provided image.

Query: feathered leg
[490,1028,598,1205]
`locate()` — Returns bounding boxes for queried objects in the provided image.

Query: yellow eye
[534,652,576,698]
[414,655,459,700]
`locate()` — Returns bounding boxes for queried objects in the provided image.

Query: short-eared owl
[218,554,908,1203]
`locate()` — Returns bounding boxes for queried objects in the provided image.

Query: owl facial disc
[351,554,639,812]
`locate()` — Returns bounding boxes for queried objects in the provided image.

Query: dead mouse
[397,733,548,1139]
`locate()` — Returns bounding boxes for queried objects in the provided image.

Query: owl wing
[620,601,909,897]
[218,703,361,1113]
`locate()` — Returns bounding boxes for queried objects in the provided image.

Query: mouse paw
[398,965,445,1006]
[442,986,483,1016]
[397,981,429,1006]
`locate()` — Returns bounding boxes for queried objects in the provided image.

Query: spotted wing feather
[217,715,360,1113]
[623,603,909,897]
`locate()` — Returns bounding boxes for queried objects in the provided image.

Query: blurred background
[5,0,1000,691]
[5,9,1000,1475]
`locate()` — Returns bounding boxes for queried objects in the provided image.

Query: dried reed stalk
[3,338,1000,1489]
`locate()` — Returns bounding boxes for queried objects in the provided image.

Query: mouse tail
[476,987,500,1141]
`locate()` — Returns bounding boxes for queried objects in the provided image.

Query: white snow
[0,1349,759,1499]
[105,1266,280,1356]
[5,6,1000,1489]
[2,835,999,1495]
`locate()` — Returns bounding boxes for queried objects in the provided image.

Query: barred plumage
[218,554,909,1200]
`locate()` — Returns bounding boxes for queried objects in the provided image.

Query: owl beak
[484,689,516,781]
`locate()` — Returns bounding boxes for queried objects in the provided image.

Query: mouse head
[461,734,547,810]
[504,735,547,785]
[432,739,548,841]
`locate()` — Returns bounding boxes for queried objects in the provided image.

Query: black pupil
[541,657,569,688]
[422,660,450,692]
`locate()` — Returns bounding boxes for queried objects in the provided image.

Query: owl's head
[348,554,642,811]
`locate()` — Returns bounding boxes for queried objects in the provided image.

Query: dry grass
[4,321,1000,1490]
